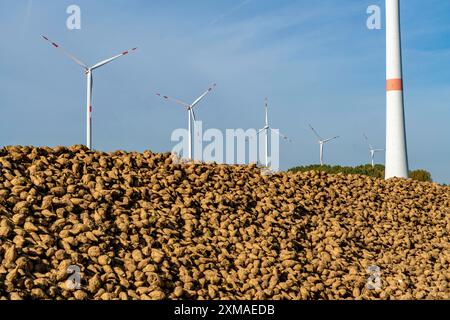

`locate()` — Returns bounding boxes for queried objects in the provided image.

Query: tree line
[288,164,433,182]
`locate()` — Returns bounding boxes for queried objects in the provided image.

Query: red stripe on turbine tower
[386,78,403,91]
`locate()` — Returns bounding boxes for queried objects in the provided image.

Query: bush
[288,164,432,182]
[409,170,433,182]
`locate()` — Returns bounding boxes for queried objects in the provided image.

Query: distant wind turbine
[257,98,291,167]
[156,84,216,160]
[309,124,339,166]
[42,36,137,150]
[364,133,385,168]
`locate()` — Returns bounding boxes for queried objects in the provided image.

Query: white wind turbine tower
[156,84,216,160]
[42,36,137,150]
[363,133,385,168]
[257,98,291,167]
[385,0,409,178]
[309,124,339,166]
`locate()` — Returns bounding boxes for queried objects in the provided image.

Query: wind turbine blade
[191,108,197,122]
[256,128,265,135]
[191,83,216,108]
[91,47,138,70]
[156,93,190,107]
[270,129,292,142]
[42,35,88,69]
[363,133,374,150]
[324,136,339,143]
[374,149,385,152]
[309,124,323,141]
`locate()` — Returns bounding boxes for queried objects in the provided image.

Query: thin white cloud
[209,0,253,26]
[20,0,33,36]
[25,0,33,24]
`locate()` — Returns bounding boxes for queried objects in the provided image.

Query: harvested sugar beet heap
[0,145,449,300]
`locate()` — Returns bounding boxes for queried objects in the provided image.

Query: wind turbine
[156,84,216,160]
[363,134,385,168]
[42,36,137,150]
[257,98,291,167]
[385,0,409,178]
[363,133,384,168]
[309,124,339,166]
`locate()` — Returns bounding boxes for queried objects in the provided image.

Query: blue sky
[0,0,449,183]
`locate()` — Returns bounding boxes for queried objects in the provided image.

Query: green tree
[409,170,433,182]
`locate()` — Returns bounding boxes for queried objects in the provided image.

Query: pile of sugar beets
[0,145,449,300]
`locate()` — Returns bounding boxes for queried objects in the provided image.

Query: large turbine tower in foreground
[385,0,409,179]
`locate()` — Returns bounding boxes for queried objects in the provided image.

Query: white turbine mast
[309,124,339,166]
[156,84,216,160]
[364,133,385,168]
[42,36,137,150]
[257,98,291,167]
[385,0,409,178]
